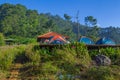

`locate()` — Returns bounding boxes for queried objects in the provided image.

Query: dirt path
[8,63,23,80]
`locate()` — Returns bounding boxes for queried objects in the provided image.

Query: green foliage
[0,33,5,46]
[50,43,91,75]
[84,66,120,80]
[0,46,16,70]
[74,42,91,67]
[0,45,26,70]
[25,45,41,65]
[38,48,52,62]
[84,16,99,41]
[16,37,36,44]
[85,16,97,26]
[53,48,78,74]
[0,44,120,80]
[41,62,59,75]
[14,45,27,63]
[1,3,120,43]
[64,14,71,21]
[99,48,116,58]
[0,3,76,42]
[89,47,120,65]
[99,48,120,65]
[89,50,98,58]
[18,43,91,79]
[86,66,114,80]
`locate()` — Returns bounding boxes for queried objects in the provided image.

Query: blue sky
[0,0,120,27]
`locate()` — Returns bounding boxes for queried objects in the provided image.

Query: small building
[96,37,115,45]
[37,32,69,44]
[78,36,94,45]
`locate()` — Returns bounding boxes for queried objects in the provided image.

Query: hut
[96,37,115,45]
[78,36,94,45]
[37,32,69,44]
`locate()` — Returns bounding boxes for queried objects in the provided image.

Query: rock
[94,54,111,66]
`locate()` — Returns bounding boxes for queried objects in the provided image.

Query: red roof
[37,32,69,39]
[49,35,67,43]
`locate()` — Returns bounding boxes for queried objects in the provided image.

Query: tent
[49,35,67,44]
[37,32,69,43]
[78,36,94,44]
[96,37,115,45]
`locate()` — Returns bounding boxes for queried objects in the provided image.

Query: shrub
[99,48,116,58]
[52,48,76,63]
[0,33,5,46]
[0,46,18,70]
[50,43,91,75]
[83,66,120,80]
[74,43,91,67]
[86,66,115,80]
[41,62,59,74]
[89,47,120,65]
[14,45,28,63]
[25,44,41,65]
[89,50,99,58]
[52,47,77,74]
[99,48,120,65]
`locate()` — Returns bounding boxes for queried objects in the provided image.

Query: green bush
[22,43,91,78]
[89,50,99,58]
[0,46,18,70]
[75,43,91,67]
[99,48,120,64]
[0,33,5,46]
[52,48,76,63]
[84,66,120,80]
[89,47,120,65]
[52,47,80,74]
[38,48,52,62]
[100,48,116,58]
[0,45,27,70]
[86,66,114,80]
[41,62,59,74]
[16,38,36,44]
[14,45,28,63]
[25,44,41,65]
[50,43,91,75]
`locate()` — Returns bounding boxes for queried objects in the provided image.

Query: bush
[50,43,91,75]
[74,43,91,67]
[14,45,28,63]
[0,46,18,70]
[0,45,27,70]
[99,48,120,65]
[25,44,41,65]
[0,33,5,46]
[89,50,99,58]
[38,48,52,63]
[89,47,120,65]
[83,66,120,80]
[86,66,114,80]
[41,62,59,74]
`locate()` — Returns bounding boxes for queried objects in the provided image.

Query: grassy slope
[0,43,120,80]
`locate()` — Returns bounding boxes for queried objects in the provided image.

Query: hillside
[0,3,120,44]
[0,43,120,80]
